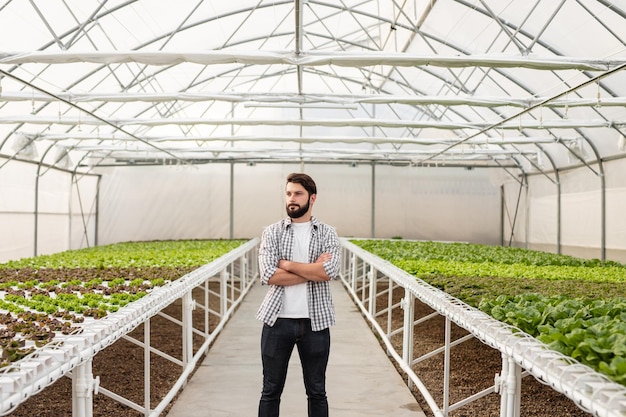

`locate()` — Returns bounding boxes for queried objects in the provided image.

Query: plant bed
[0,240,245,415]
[351,239,626,388]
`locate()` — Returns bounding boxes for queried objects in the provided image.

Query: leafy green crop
[351,239,626,386]
[0,239,247,367]
[479,295,626,385]
[0,239,247,269]
[352,239,626,283]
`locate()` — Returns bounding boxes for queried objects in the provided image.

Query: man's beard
[286,200,310,219]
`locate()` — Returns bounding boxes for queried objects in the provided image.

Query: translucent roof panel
[0,0,624,172]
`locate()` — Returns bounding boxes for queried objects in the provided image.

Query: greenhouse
[1,1,626,416]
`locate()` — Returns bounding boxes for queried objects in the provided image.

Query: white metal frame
[0,238,260,417]
[339,238,626,417]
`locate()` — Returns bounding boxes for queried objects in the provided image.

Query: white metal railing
[0,237,259,416]
[339,238,626,417]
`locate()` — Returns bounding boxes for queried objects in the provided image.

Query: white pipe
[341,277,445,417]
[506,357,517,417]
[144,319,150,417]
[368,267,377,317]
[71,359,96,417]
[220,269,228,320]
[341,239,626,417]
[183,291,194,367]
[1,50,619,71]
[7,90,626,108]
[401,289,415,389]
[0,239,259,416]
[443,318,451,415]
[499,353,509,417]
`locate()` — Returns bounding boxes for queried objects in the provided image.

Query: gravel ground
[6,284,596,417]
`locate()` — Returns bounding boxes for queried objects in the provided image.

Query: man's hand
[315,253,332,263]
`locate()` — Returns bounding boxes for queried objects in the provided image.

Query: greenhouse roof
[0,0,625,175]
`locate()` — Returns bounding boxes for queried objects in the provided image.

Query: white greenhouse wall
[0,158,99,263]
[3,157,624,264]
[505,159,626,263]
[96,163,503,247]
[373,166,502,243]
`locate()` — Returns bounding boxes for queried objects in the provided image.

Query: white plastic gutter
[341,238,626,417]
[1,51,624,71]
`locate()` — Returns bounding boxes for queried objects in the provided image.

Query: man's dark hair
[286,172,317,196]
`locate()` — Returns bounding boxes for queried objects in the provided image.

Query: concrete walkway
[166,281,425,416]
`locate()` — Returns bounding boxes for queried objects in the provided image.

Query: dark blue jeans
[258,318,330,417]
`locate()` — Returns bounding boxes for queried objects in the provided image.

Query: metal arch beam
[4,48,610,159]
[1,0,620,174]
[29,1,66,50]
[0,69,188,165]
[6,91,626,108]
[295,0,304,55]
[1,12,600,164]
[303,1,624,168]
[445,0,621,194]
[421,61,626,163]
[3,115,623,130]
[0,0,139,155]
[0,1,294,154]
[478,0,531,54]
[30,133,573,145]
[374,0,438,93]
[449,0,623,98]
[71,143,534,155]
[9,4,617,104]
[2,51,623,70]
[1,61,623,152]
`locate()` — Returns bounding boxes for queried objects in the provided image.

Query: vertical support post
[498,354,521,417]
[555,175,562,255]
[350,253,357,292]
[144,319,151,416]
[229,161,234,239]
[443,317,451,415]
[360,261,367,301]
[205,279,210,334]
[240,256,247,292]
[34,170,40,257]
[523,174,529,249]
[68,173,74,250]
[72,359,98,417]
[371,162,376,238]
[514,358,522,417]
[600,171,606,260]
[500,185,504,247]
[230,263,235,302]
[94,175,101,247]
[498,353,509,417]
[182,290,194,368]
[387,277,393,341]
[401,288,415,388]
[506,357,521,417]
[339,246,345,279]
[253,245,259,282]
[368,266,377,318]
[221,268,229,319]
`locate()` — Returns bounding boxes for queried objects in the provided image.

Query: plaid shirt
[256,216,340,331]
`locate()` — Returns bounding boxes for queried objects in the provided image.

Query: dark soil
[5,280,595,417]
[376,283,594,417]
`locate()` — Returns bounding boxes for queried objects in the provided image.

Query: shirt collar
[283,215,319,229]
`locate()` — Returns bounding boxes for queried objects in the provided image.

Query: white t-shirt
[279,221,311,318]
